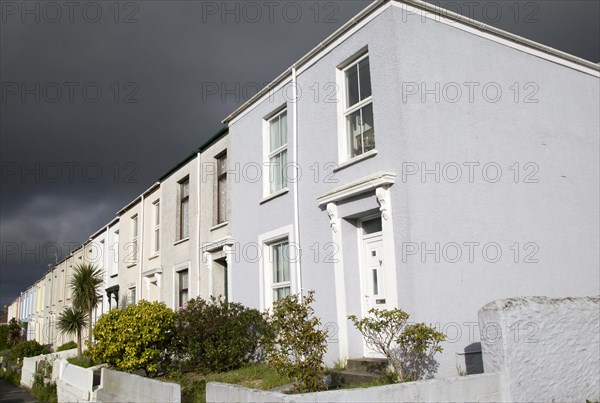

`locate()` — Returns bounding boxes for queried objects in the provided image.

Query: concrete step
[329,370,381,388]
[347,357,388,374]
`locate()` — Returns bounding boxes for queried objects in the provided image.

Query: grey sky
[1,0,598,307]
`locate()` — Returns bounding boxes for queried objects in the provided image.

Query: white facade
[225,0,599,376]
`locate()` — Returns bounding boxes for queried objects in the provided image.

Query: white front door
[360,216,389,357]
[363,236,387,312]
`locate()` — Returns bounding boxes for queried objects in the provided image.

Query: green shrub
[0,366,21,385]
[349,308,445,381]
[263,291,328,393]
[0,324,9,351]
[172,297,268,373]
[8,340,49,362]
[90,301,176,375]
[56,340,77,352]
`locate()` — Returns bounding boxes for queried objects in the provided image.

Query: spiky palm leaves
[57,307,86,357]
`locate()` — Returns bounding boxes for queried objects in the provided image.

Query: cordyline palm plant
[70,263,104,347]
[57,306,86,357]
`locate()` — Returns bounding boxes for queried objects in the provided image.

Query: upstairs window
[178,178,190,240]
[343,54,374,159]
[153,200,160,253]
[267,109,288,194]
[216,153,228,224]
[131,215,138,264]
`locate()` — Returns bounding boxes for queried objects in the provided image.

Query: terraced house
[7,0,599,378]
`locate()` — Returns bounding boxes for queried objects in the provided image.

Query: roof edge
[222,0,599,124]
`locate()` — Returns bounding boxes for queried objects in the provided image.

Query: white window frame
[337,51,375,162]
[216,152,228,224]
[178,178,190,241]
[173,262,191,309]
[128,286,136,306]
[131,215,139,264]
[152,200,160,255]
[258,225,296,310]
[263,107,288,197]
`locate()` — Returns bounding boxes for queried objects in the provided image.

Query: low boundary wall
[95,368,180,403]
[206,372,505,403]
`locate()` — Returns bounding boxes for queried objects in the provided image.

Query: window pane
[282,245,289,282]
[132,217,138,237]
[270,151,287,193]
[372,268,378,295]
[218,155,227,175]
[180,271,188,289]
[362,217,382,234]
[273,287,290,302]
[181,200,189,238]
[133,239,138,261]
[154,228,160,252]
[218,177,227,222]
[270,117,280,151]
[155,203,160,225]
[181,180,189,198]
[362,103,375,153]
[273,244,281,282]
[180,291,188,307]
[345,64,359,107]
[279,112,287,146]
[359,58,372,101]
[347,109,362,157]
[272,242,290,283]
[347,104,375,158]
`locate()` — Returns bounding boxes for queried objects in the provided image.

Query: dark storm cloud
[1,0,598,306]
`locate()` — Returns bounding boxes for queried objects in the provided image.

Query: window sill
[149,253,159,260]
[174,237,190,246]
[334,149,378,172]
[210,221,229,231]
[260,188,289,205]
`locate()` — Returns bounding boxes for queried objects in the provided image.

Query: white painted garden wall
[20,348,77,388]
[55,359,105,403]
[95,368,180,403]
[479,296,600,402]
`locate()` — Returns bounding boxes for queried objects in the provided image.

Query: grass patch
[31,381,57,403]
[163,363,291,403]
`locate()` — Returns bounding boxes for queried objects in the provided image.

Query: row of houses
[6,0,599,377]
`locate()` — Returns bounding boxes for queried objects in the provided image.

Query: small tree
[263,291,328,393]
[70,264,103,346]
[398,323,445,381]
[349,308,445,381]
[7,318,23,347]
[57,307,86,358]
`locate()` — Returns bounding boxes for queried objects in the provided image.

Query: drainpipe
[139,194,144,301]
[291,66,303,297]
[196,152,201,298]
